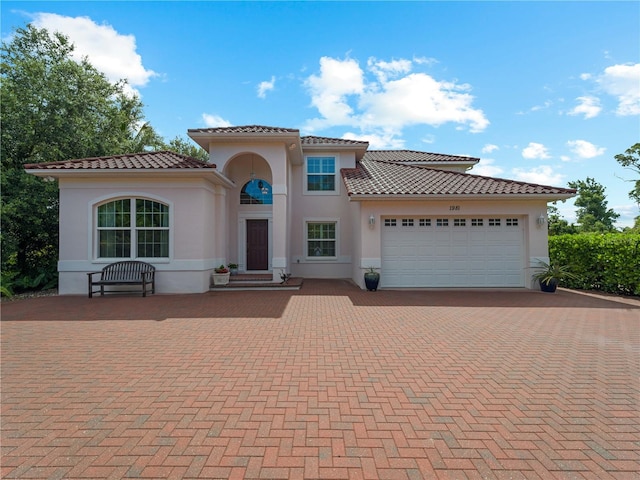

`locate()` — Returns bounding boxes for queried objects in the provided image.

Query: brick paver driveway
[2,280,639,479]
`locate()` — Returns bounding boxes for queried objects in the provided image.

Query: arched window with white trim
[97,198,169,259]
[240,179,272,205]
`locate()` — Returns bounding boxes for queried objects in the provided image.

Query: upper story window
[97,198,169,259]
[241,179,272,204]
[306,156,336,193]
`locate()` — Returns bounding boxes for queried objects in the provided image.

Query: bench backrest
[101,261,155,281]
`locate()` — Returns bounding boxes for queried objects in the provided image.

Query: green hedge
[549,233,640,296]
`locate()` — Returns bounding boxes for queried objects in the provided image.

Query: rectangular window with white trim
[306,221,337,259]
[305,156,337,193]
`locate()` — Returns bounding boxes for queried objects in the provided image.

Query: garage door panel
[417,246,434,256]
[434,245,452,255]
[381,216,525,288]
[451,245,468,256]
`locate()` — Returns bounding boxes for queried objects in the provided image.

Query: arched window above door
[240,179,273,205]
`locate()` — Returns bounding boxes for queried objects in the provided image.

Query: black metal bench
[87,261,156,298]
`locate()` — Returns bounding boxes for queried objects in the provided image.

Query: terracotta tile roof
[24,151,216,170]
[301,136,369,146]
[341,160,576,196]
[363,150,479,164]
[188,125,299,135]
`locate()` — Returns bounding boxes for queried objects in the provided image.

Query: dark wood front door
[246,219,269,270]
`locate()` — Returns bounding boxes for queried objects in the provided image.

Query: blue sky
[2,1,639,226]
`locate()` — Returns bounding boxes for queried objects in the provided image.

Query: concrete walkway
[2,280,639,479]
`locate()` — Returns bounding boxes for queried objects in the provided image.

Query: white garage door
[381,216,525,288]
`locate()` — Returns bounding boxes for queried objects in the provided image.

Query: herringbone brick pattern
[2,281,639,479]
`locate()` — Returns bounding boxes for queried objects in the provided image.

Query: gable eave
[26,168,236,188]
[188,127,300,147]
[346,192,576,202]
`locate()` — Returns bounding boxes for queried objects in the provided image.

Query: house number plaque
[449,205,461,211]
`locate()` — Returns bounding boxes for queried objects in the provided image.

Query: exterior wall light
[537,214,546,226]
[369,214,375,226]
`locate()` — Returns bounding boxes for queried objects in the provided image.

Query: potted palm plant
[531,260,578,293]
[364,266,380,291]
[212,265,230,286]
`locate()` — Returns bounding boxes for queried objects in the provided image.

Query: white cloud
[522,142,550,160]
[512,165,565,186]
[367,57,412,83]
[530,100,553,112]
[568,96,601,119]
[598,63,640,116]
[421,134,436,145]
[304,56,488,137]
[201,114,232,128]
[413,56,438,66]
[257,76,275,99]
[342,130,405,149]
[360,73,489,133]
[305,56,365,129]
[32,13,157,96]
[482,144,499,154]
[567,139,605,159]
[471,159,504,177]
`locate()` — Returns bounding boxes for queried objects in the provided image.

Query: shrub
[549,233,640,296]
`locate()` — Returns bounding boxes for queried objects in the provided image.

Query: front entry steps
[210,273,303,291]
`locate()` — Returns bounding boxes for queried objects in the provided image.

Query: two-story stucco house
[25,125,576,294]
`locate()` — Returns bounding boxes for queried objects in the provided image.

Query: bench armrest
[87,271,102,278]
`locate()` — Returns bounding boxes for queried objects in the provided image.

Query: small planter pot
[364,272,380,291]
[539,279,558,293]
[229,267,238,276]
[212,272,230,286]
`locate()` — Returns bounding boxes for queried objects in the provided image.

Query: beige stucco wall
[213,143,290,280]
[287,151,356,279]
[56,176,221,295]
[52,139,555,294]
[209,145,358,280]
[223,153,272,269]
[352,198,551,289]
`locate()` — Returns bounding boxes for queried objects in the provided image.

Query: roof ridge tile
[188,125,299,134]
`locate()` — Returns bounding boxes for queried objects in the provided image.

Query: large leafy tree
[166,136,209,162]
[614,143,640,203]
[567,177,620,232]
[614,143,640,231]
[1,25,147,292]
[547,203,577,236]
